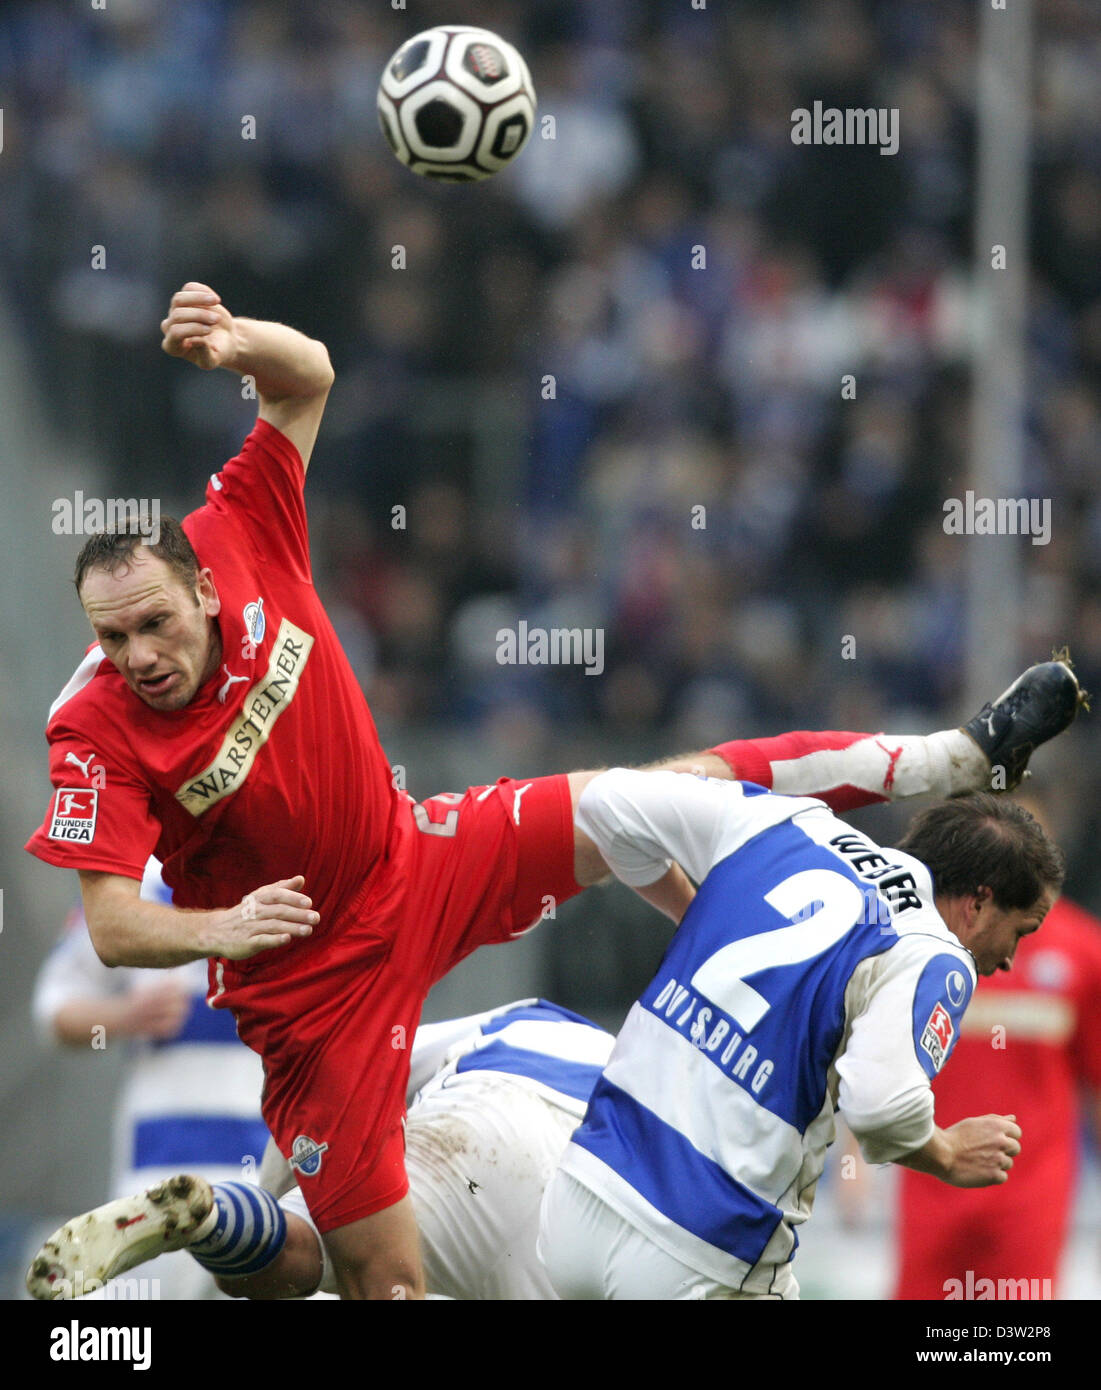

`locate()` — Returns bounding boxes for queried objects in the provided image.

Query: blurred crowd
[2,0,1100,897]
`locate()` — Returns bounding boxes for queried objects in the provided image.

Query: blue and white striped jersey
[32,860,269,1195]
[409,999,614,1120]
[560,769,976,1294]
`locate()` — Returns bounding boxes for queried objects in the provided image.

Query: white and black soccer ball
[377,26,537,182]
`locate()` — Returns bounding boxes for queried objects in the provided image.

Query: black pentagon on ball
[415,98,466,150]
[391,39,431,83]
[463,42,509,85]
[492,112,530,159]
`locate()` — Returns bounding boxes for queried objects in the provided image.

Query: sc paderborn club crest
[289,1134,329,1177]
[243,597,266,645]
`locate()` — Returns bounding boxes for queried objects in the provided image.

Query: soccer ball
[377,26,537,181]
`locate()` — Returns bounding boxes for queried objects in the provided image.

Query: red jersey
[26,418,585,1230]
[26,420,400,1012]
[895,896,1101,1295]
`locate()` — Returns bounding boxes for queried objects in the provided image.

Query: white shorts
[281,1073,580,1300]
[538,1170,799,1300]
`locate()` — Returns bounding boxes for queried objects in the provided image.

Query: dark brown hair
[74,516,199,596]
[896,793,1065,910]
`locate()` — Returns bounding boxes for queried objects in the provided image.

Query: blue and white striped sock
[188,1183,287,1277]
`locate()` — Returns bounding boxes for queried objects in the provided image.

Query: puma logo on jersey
[64,751,94,778]
[217,665,250,704]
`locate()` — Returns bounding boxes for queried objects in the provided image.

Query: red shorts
[251,773,581,1235]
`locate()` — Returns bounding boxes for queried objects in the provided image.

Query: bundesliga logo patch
[289,1134,329,1178]
[48,788,98,843]
[920,1001,954,1072]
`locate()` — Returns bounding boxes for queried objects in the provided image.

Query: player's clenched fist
[942,1113,1022,1188]
[206,875,319,960]
[161,282,236,370]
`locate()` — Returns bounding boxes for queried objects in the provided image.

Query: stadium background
[0,0,1098,1298]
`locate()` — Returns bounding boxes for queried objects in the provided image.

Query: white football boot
[26,1174,214,1300]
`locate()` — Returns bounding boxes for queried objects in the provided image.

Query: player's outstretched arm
[79,870,318,968]
[894,1114,1022,1188]
[160,282,334,469]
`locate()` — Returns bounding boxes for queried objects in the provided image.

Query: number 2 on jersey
[691,869,867,1032]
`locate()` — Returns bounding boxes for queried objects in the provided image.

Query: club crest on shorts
[920,1001,954,1071]
[48,788,98,843]
[289,1134,329,1177]
[243,597,266,646]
